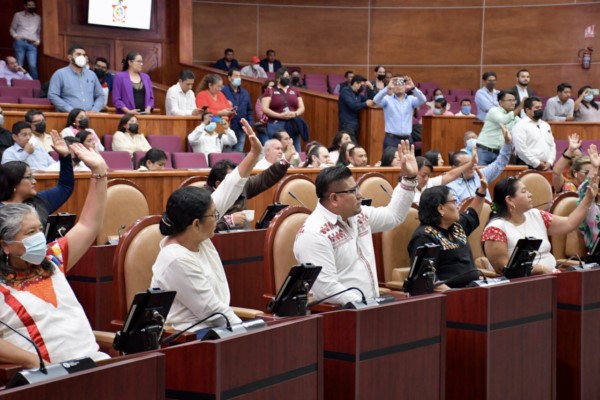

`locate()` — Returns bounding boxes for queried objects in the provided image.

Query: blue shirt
[474,87,500,121]
[1,142,54,171]
[48,66,105,112]
[447,143,511,202]
[373,87,426,136]
[214,58,239,72]
[338,86,368,130]
[221,84,253,130]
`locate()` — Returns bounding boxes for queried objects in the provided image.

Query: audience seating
[0,86,31,98]
[273,174,318,211]
[449,88,472,98]
[0,78,7,87]
[208,152,244,166]
[517,169,554,210]
[327,74,345,93]
[103,134,113,151]
[19,97,51,105]
[12,79,41,97]
[548,191,587,266]
[266,72,276,80]
[147,135,183,153]
[100,151,134,170]
[96,179,149,245]
[356,172,393,207]
[49,151,59,161]
[459,197,497,275]
[418,82,438,94]
[134,150,173,170]
[171,152,209,169]
[179,175,208,188]
[0,96,18,104]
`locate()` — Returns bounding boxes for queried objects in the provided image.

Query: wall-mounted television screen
[88,0,152,30]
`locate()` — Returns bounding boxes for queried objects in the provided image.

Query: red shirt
[264,86,301,115]
[195,90,232,114]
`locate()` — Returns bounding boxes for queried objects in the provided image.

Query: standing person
[574,86,600,122]
[93,57,114,111]
[60,108,104,152]
[338,75,374,140]
[334,71,354,95]
[166,70,202,116]
[474,71,500,121]
[9,0,41,80]
[222,69,253,152]
[509,69,535,109]
[112,52,154,115]
[512,97,556,170]
[373,75,426,149]
[366,65,388,100]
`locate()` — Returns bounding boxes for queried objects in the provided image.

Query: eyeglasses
[580,170,591,177]
[331,186,360,196]
[22,175,35,182]
[204,210,220,220]
[444,198,459,206]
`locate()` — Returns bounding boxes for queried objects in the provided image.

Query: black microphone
[160,312,231,345]
[380,184,392,198]
[461,173,474,198]
[288,191,308,208]
[0,319,47,374]
[435,268,496,288]
[306,286,366,308]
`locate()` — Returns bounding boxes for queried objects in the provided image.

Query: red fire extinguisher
[578,47,593,69]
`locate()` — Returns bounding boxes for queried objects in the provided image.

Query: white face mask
[74,55,87,68]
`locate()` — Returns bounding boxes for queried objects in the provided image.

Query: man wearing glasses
[476,90,523,165]
[293,141,418,305]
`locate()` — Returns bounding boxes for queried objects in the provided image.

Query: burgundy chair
[266,72,276,80]
[0,78,7,87]
[100,151,134,170]
[286,66,302,74]
[207,152,244,167]
[12,80,41,97]
[49,151,59,161]
[418,82,438,94]
[19,97,51,106]
[327,74,345,93]
[0,87,31,98]
[0,96,18,104]
[449,88,473,98]
[171,152,209,169]
[146,135,183,153]
[134,150,173,169]
[103,134,113,151]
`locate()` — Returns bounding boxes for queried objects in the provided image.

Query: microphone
[306,286,367,308]
[0,319,47,374]
[461,173,474,198]
[380,184,392,198]
[435,269,503,288]
[200,318,267,340]
[288,191,308,208]
[160,312,231,345]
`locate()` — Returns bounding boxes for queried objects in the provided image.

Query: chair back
[381,207,420,282]
[19,97,50,106]
[179,176,208,189]
[0,96,18,104]
[548,192,587,260]
[96,179,149,244]
[103,134,113,151]
[273,174,318,211]
[146,135,183,153]
[100,151,133,170]
[113,215,163,320]
[517,170,553,210]
[263,206,311,295]
[459,197,492,261]
[208,152,244,167]
[356,172,393,207]
[0,86,31,98]
[0,78,7,87]
[172,152,209,169]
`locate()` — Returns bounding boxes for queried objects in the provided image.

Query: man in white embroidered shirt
[294,141,418,305]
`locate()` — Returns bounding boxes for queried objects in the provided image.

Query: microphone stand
[160,312,230,345]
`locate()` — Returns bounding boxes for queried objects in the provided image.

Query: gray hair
[263,139,280,155]
[0,204,38,242]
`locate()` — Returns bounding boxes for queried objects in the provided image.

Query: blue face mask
[232,77,242,87]
[434,108,442,115]
[584,94,594,102]
[15,232,47,265]
[205,122,217,132]
[461,106,471,115]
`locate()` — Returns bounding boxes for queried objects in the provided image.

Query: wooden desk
[158,316,323,399]
[556,268,600,400]
[0,353,165,400]
[321,294,445,399]
[445,275,556,400]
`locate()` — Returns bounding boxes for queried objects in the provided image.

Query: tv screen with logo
[88,0,152,30]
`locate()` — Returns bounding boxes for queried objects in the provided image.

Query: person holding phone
[574,85,600,122]
[195,74,235,117]
[188,111,237,160]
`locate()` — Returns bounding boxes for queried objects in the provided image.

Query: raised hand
[70,143,107,173]
[568,133,582,152]
[240,118,262,156]
[475,166,488,194]
[470,143,478,166]
[500,123,512,144]
[585,174,599,202]
[397,140,418,177]
[50,130,70,157]
[588,144,600,168]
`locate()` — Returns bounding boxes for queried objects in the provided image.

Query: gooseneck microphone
[461,173,474,198]
[160,312,231,345]
[288,191,309,209]
[0,319,47,374]
[306,287,367,308]
[380,184,392,198]
[434,269,487,288]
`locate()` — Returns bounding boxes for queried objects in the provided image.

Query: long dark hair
[66,108,85,128]
[138,148,167,169]
[337,142,355,166]
[328,130,352,152]
[578,85,599,110]
[0,162,50,226]
[122,51,140,71]
[489,177,520,221]
[418,186,450,226]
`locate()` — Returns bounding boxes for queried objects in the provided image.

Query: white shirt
[187,124,237,159]
[512,115,556,168]
[254,157,273,170]
[293,179,417,304]
[151,169,247,331]
[112,130,151,156]
[240,65,267,79]
[165,83,197,116]
[60,127,104,152]
[413,175,442,205]
[29,133,54,152]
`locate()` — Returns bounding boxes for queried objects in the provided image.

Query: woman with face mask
[187,112,237,162]
[574,85,600,122]
[111,51,155,115]
[111,114,151,156]
[59,108,104,152]
[0,145,110,368]
[366,65,387,100]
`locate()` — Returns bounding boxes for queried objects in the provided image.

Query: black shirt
[408,208,480,288]
[133,85,146,112]
[0,127,14,159]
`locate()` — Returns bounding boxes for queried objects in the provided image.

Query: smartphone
[211,116,222,123]
[394,78,405,86]
[590,89,600,95]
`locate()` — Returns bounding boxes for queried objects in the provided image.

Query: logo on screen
[112,0,127,23]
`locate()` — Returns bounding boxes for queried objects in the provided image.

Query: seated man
[334,71,354,95]
[512,96,555,171]
[293,142,418,305]
[166,70,201,116]
[455,99,475,116]
[543,82,574,122]
[260,49,282,73]
[25,109,53,152]
[254,139,284,170]
[240,56,267,79]
[214,48,239,72]
[447,124,512,202]
[204,158,291,231]
[2,121,54,171]
[0,56,33,84]
[424,98,453,116]
[347,145,368,167]
[460,130,478,156]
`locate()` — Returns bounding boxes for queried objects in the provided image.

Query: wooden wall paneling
[114,40,163,82]
[372,0,482,5]
[261,0,368,5]
[63,36,115,69]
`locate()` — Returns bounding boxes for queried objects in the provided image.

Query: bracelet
[562,152,572,160]
[475,191,486,198]
[400,176,417,182]
[91,172,109,180]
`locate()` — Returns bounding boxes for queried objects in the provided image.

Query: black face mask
[532,109,544,120]
[27,7,36,13]
[279,77,290,87]
[291,77,300,84]
[377,74,386,81]
[34,121,46,134]
[128,123,139,134]
[94,68,106,80]
[77,118,89,129]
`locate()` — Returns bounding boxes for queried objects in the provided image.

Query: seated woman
[112,51,155,115]
[76,130,96,152]
[411,154,477,204]
[188,112,237,158]
[45,137,91,172]
[138,148,168,171]
[0,144,109,368]
[574,85,600,122]
[195,74,235,117]
[0,132,74,226]
[112,115,151,156]
[327,130,353,165]
[150,119,261,332]
[302,144,332,168]
[424,150,444,167]
[482,176,598,275]
[337,142,356,167]
[552,133,588,193]
[408,169,488,289]
[273,129,300,167]
[60,108,104,152]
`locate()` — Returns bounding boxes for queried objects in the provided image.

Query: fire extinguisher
[578,47,593,69]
